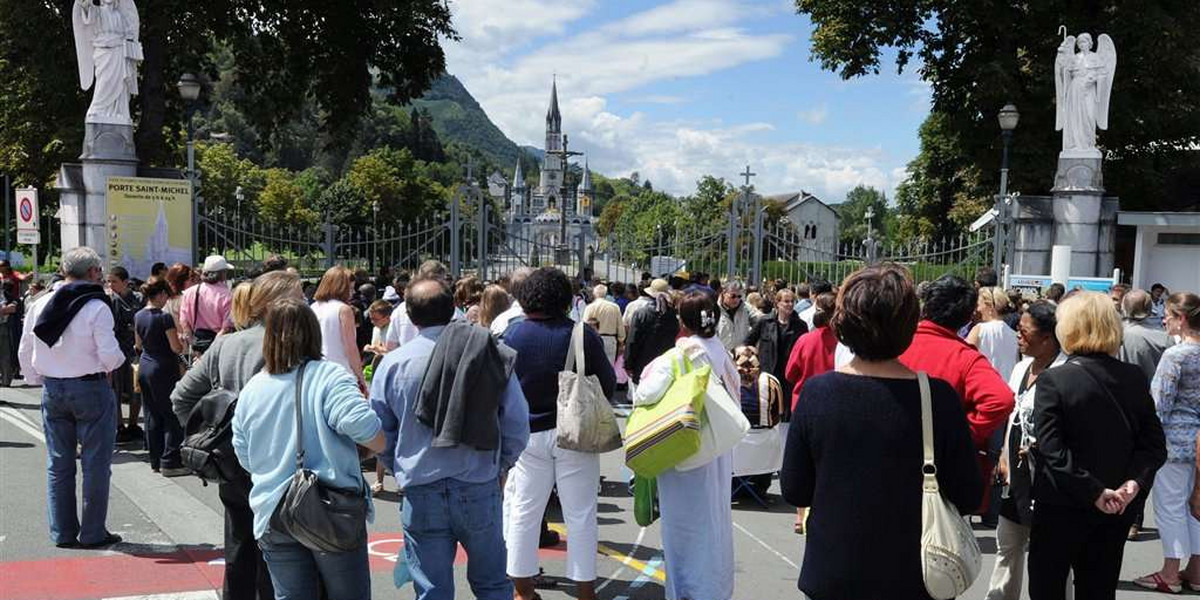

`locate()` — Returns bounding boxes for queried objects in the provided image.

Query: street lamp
[178,73,203,264]
[234,185,244,257]
[994,103,1019,271]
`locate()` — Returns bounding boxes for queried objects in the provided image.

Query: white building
[505,79,594,255]
[1117,211,1200,294]
[769,192,841,260]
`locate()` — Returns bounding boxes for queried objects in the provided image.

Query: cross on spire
[740,165,756,188]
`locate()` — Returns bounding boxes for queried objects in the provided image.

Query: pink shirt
[178,282,233,334]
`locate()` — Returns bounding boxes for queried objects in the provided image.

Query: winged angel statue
[1055,30,1116,156]
[73,0,143,125]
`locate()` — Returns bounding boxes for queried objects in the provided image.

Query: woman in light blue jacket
[232,298,385,600]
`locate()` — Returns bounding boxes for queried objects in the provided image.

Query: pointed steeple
[512,159,525,190]
[579,158,592,192]
[546,75,561,130]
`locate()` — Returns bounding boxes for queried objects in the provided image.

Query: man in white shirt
[385,260,464,351]
[490,267,533,339]
[18,247,126,549]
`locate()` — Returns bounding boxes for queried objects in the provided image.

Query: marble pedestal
[1048,155,1118,277]
[57,122,138,263]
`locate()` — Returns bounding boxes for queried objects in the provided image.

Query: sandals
[1180,573,1200,592]
[1134,573,1182,594]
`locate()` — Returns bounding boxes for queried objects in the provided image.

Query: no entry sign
[15,187,39,245]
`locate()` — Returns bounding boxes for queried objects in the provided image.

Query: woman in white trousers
[985,301,1068,600]
[633,291,739,600]
[501,267,617,600]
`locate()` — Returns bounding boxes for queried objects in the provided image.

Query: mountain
[410,74,536,175]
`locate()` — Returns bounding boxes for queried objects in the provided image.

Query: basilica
[501,79,595,252]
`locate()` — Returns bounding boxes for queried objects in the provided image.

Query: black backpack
[180,384,242,485]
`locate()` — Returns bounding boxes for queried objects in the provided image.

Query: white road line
[733,521,799,570]
[0,405,44,442]
[104,592,220,600]
[596,525,647,592]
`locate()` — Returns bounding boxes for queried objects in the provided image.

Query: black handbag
[269,361,369,553]
[180,383,241,485]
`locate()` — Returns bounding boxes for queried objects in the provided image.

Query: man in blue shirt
[370,277,530,600]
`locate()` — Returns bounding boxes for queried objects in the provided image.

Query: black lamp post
[994,103,1020,272]
[177,74,202,264]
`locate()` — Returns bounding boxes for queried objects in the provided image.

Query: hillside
[410,75,537,175]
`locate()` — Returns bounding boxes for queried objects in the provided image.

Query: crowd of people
[5,246,1199,600]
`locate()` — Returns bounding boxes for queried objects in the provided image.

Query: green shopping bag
[623,351,707,478]
[633,475,659,527]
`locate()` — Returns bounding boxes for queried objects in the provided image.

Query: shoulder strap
[918,371,939,493]
[189,284,201,328]
[564,322,585,373]
[1068,357,1132,433]
[293,361,309,470]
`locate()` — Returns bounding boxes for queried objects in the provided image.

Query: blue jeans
[402,478,510,600]
[258,529,370,600]
[41,376,117,545]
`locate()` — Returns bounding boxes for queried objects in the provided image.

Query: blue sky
[444,0,931,202]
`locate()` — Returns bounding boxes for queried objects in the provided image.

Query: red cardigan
[784,325,838,410]
[898,320,1015,446]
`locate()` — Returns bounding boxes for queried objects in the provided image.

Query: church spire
[579,158,592,192]
[546,75,561,130]
[512,159,525,190]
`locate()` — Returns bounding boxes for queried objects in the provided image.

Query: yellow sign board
[106,176,193,279]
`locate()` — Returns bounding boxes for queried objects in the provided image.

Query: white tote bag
[676,352,750,471]
[555,322,623,453]
[917,371,982,599]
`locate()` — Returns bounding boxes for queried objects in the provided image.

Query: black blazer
[744,310,807,378]
[1031,353,1167,511]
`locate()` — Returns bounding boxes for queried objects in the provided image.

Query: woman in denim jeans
[232,299,385,600]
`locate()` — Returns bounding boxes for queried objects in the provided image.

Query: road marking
[548,523,666,583]
[733,521,798,569]
[596,525,647,592]
[104,592,220,600]
[629,556,662,589]
[0,405,45,442]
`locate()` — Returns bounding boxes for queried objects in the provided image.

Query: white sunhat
[202,255,231,273]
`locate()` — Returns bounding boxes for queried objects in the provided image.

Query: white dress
[976,320,1019,385]
[311,299,354,376]
[634,335,737,600]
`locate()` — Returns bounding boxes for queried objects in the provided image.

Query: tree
[196,142,265,212]
[796,0,1200,213]
[257,169,315,225]
[345,147,447,224]
[837,185,891,246]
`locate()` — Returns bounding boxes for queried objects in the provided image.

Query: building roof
[546,78,561,126]
[1117,211,1200,227]
[768,192,840,219]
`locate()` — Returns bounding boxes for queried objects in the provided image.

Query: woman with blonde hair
[1028,291,1166,598]
[170,269,304,600]
[311,265,366,392]
[229,282,254,331]
[968,286,1020,382]
[477,284,511,329]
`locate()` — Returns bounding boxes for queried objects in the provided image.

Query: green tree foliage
[257,169,315,225]
[836,185,893,246]
[196,143,264,212]
[345,147,447,224]
[796,0,1200,222]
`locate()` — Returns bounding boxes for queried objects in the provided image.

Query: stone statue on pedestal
[1054,30,1116,158]
[72,0,143,126]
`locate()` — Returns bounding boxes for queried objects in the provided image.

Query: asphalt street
[0,382,1177,600]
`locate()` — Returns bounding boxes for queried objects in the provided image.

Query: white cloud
[797,104,829,125]
[444,0,907,201]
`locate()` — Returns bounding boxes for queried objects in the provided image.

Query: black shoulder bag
[189,286,218,355]
[269,361,369,552]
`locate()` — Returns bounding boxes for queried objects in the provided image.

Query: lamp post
[372,200,380,275]
[995,103,1020,272]
[234,185,244,258]
[177,74,202,264]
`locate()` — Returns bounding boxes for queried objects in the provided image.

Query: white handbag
[676,352,750,471]
[918,371,982,600]
[555,322,623,453]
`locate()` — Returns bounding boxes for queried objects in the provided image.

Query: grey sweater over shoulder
[170,325,266,426]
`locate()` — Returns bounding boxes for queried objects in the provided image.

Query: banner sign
[1007,273,1117,298]
[15,187,39,245]
[106,176,193,279]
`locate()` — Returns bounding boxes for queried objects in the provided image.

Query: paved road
[0,382,1176,600]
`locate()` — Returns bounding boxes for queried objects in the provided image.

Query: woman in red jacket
[783,292,836,533]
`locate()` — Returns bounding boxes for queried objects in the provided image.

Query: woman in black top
[133,278,186,476]
[744,287,807,416]
[781,264,981,600]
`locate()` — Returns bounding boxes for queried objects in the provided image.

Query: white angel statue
[73,0,143,125]
[1054,30,1116,156]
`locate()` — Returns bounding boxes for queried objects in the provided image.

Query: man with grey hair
[1119,288,1175,381]
[582,283,625,364]
[491,267,534,338]
[717,281,754,351]
[18,246,126,548]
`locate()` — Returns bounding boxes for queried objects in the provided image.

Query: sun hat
[202,255,231,273]
[644,278,669,295]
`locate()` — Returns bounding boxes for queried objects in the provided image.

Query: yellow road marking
[546,523,667,582]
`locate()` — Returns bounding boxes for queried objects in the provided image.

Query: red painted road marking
[0,533,567,600]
